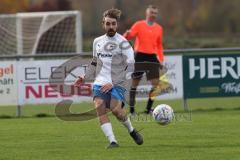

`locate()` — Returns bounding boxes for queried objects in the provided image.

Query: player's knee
[111,107,123,118]
[151,79,159,86]
[132,79,141,87]
[111,107,126,121]
[94,99,105,108]
[111,107,119,116]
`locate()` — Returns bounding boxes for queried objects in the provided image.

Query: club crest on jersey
[104,42,117,51]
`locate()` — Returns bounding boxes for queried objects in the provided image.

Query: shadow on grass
[0,115,12,119]
[34,113,55,118]
[0,113,55,119]
[0,106,240,119]
[190,107,240,113]
[131,143,240,149]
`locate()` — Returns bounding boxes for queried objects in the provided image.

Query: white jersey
[92,33,134,86]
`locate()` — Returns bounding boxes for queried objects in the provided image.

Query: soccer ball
[152,104,174,125]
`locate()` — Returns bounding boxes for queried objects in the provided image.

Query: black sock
[146,98,154,112]
[129,87,136,113]
[146,88,155,112]
[130,106,135,114]
[129,87,136,107]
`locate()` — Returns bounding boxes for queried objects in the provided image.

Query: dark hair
[147,5,158,10]
[103,8,122,21]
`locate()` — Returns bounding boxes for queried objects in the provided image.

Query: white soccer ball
[152,104,174,125]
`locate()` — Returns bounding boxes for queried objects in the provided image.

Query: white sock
[122,117,134,133]
[101,123,117,143]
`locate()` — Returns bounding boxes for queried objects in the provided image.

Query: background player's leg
[130,78,141,114]
[94,97,117,145]
[145,78,159,113]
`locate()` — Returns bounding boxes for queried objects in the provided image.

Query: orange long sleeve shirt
[123,20,164,62]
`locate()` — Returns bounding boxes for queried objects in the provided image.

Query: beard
[107,29,116,37]
[149,16,156,22]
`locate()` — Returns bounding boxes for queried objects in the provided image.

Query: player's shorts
[93,85,126,108]
[132,52,160,80]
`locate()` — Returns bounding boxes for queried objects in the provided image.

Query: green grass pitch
[0,97,240,160]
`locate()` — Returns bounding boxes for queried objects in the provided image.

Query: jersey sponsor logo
[97,52,112,58]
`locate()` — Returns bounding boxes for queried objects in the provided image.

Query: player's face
[146,8,158,22]
[103,17,118,37]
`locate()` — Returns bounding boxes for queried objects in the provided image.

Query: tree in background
[0,0,29,13]
[28,0,72,12]
[191,0,240,33]
[1,0,239,49]
[1,0,239,35]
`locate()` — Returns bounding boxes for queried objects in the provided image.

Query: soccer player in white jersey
[75,8,143,148]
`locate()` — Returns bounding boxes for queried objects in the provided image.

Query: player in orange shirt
[123,5,164,114]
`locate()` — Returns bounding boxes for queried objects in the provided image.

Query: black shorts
[132,52,161,80]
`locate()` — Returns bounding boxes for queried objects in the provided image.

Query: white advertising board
[17,59,92,105]
[17,55,183,105]
[0,61,18,106]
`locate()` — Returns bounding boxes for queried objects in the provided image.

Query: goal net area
[0,11,82,55]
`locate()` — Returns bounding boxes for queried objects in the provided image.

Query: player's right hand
[100,83,113,93]
[74,76,85,87]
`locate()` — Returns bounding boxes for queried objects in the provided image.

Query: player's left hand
[100,83,113,93]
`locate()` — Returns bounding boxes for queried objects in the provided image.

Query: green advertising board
[183,54,240,98]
